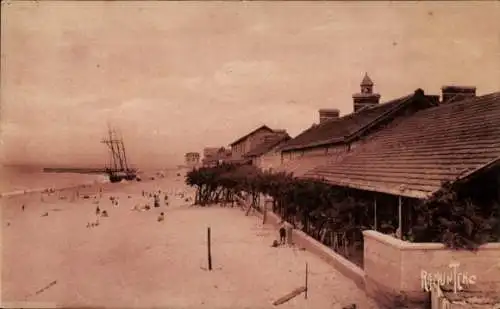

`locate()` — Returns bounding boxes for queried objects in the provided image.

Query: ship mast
[101,125,128,172]
[117,129,130,171]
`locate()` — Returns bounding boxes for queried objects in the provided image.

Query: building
[228,125,288,163]
[303,89,499,199]
[301,89,500,307]
[201,147,232,167]
[184,152,200,168]
[277,73,440,176]
[243,131,291,171]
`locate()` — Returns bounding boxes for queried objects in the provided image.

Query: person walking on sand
[157,212,164,222]
[279,221,287,245]
[96,205,101,216]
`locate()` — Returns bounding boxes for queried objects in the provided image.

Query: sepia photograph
[1,1,499,308]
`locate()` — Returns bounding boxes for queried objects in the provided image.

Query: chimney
[352,73,381,112]
[441,86,476,103]
[319,108,340,124]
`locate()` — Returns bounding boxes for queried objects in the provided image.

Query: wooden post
[374,197,377,231]
[398,196,402,239]
[305,262,308,299]
[207,227,212,271]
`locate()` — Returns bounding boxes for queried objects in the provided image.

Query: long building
[277,74,440,176]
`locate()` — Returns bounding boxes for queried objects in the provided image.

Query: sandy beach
[1,170,380,309]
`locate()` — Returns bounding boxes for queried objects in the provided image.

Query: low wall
[363,230,500,307]
[263,211,365,289]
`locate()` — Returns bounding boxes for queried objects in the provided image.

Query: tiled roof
[244,133,291,158]
[281,91,432,152]
[277,155,334,177]
[303,92,500,199]
[229,125,274,146]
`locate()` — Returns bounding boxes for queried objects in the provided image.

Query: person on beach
[22,204,25,211]
[154,195,160,208]
[157,212,164,222]
[96,206,101,215]
[279,221,287,245]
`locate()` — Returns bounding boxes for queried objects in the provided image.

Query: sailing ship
[101,126,138,183]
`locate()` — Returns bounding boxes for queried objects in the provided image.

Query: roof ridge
[417,91,500,114]
[344,94,418,142]
[229,125,274,146]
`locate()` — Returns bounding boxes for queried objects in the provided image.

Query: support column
[374,197,378,231]
[398,196,402,239]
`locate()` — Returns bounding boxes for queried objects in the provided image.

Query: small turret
[352,73,381,112]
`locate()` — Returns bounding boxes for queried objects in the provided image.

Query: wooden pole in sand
[207,227,212,271]
[305,262,308,299]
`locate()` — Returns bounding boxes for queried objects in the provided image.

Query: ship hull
[107,170,137,183]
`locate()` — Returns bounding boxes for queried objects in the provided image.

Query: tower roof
[361,73,374,86]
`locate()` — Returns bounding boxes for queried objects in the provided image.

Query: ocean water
[0,166,109,195]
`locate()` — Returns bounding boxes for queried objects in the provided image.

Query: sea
[0,165,109,196]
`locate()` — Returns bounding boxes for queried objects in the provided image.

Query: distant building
[228,125,290,165]
[184,152,200,167]
[243,131,291,171]
[202,147,232,167]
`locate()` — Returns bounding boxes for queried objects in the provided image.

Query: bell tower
[352,73,381,112]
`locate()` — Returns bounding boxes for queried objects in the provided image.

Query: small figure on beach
[41,212,48,217]
[144,204,151,211]
[22,204,25,211]
[87,219,100,228]
[96,206,101,216]
[157,212,164,222]
[154,195,160,208]
[101,210,108,217]
[279,222,287,245]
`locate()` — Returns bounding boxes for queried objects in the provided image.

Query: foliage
[413,181,500,250]
[186,164,499,252]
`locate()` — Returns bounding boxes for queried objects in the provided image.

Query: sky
[1,1,499,169]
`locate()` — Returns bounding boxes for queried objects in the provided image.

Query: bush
[413,182,500,250]
[186,165,498,251]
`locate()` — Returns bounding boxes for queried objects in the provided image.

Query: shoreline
[0,168,188,205]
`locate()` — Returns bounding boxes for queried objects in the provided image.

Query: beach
[1,169,380,309]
